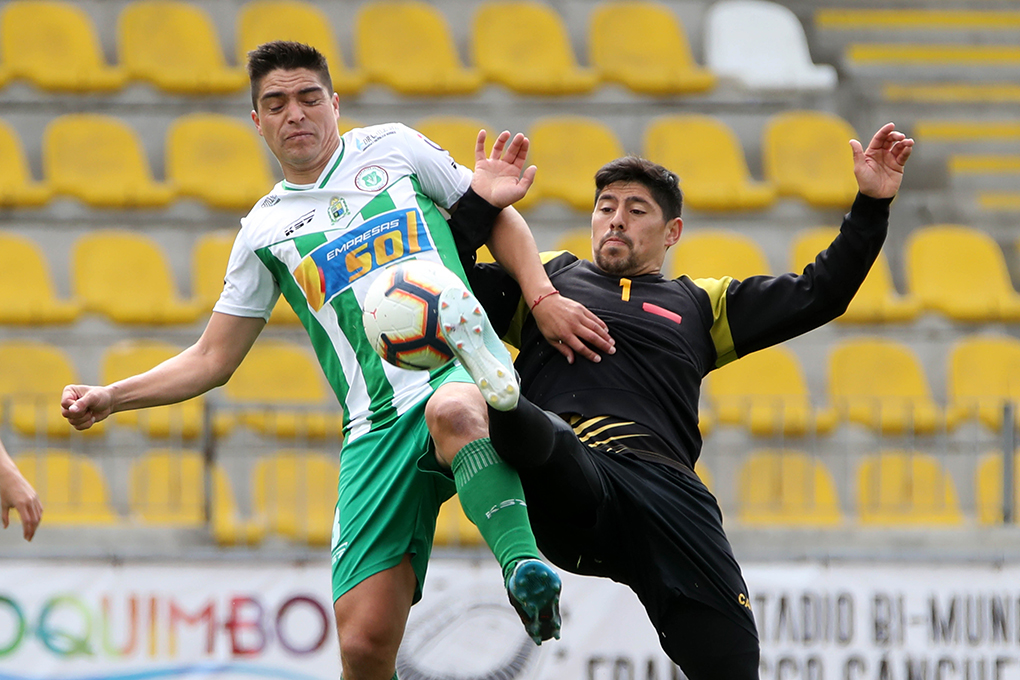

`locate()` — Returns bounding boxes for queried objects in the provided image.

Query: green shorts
[330,364,472,604]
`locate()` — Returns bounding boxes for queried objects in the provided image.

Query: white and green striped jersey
[214,122,475,442]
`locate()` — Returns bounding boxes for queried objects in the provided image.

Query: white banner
[3,560,1020,680]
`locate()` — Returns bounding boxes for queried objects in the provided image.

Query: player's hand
[470,130,537,209]
[0,464,43,541]
[531,292,615,364]
[60,385,114,431]
[850,123,914,199]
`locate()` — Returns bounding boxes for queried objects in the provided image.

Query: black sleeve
[447,186,502,272]
[727,192,892,357]
[467,262,523,337]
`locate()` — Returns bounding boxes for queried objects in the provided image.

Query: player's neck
[280,136,341,185]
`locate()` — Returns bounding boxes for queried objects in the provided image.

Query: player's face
[251,68,341,183]
[591,182,682,277]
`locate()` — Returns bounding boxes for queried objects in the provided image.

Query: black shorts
[517,414,758,640]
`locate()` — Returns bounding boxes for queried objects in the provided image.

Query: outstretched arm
[61,312,265,430]
[0,438,42,541]
[472,130,615,364]
[850,122,914,199]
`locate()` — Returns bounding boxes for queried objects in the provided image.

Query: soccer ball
[362,259,462,371]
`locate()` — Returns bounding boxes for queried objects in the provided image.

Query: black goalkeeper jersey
[470,193,892,470]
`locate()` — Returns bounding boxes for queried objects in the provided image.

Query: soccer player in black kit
[437,123,913,680]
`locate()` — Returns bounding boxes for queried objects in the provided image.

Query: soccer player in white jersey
[60,41,614,680]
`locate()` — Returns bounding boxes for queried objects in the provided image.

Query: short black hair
[594,156,683,222]
[247,40,333,110]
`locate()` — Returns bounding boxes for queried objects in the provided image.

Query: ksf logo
[284,210,315,236]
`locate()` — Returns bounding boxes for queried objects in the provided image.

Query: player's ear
[665,217,682,247]
[251,110,263,136]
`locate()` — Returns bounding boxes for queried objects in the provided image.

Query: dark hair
[594,156,683,221]
[247,41,333,110]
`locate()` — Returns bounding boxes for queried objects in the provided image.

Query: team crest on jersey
[260,194,281,208]
[355,166,388,192]
[328,196,349,224]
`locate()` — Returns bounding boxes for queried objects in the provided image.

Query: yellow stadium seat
[762,111,858,209]
[211,463,264,545]
[192,229,237,313]
[738,450,842,526]
[816,9,1020,31]
[14,450,117,524]
[0,341,100,438]
[433,495,483,547]
[119,0,246,93]
[0,232,80,324]
[912,119,1020,143]
[588,1,714,95]
[847,44,1020,68]
[979,191,1020,213]
[473,0,598,95]
[166,114,274,211]
[789,228,921,323]
[857,451,963,526]
[517,117,624,212]
[102,340,203,439]
[947,335,1020,433]
[0,1,127,91]
[906,225,1020,322]
[975,451,1020,526]
[236,0,363,94]
[828,337,953,435]
[694,461,713,493]
[72,230,203,325]
[355,1,482,95]
[644,115,776,212]
[553,229,594,261]
[252,450,338,544]
[337,116,365,135]
[0,120,52,207]
[222,338,343,439]
[44,115,174,208]
[414,116,494,169]
[706,346,837,437]
[670,230,770,281]
[883,82,1020,104]
[128,449,204,525]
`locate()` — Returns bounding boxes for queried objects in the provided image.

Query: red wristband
[530,290,560,310]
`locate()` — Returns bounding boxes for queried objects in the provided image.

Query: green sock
[452,438,541,586]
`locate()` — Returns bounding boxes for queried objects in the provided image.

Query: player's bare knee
[426,385,488,464]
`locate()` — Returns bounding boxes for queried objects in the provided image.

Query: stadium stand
[947,335,1020,433]
[192,230,238,314]
[516,116,624,212]
[827,337,956,435]
[643,115,776,211]
[704,0,837,91]
[236,0,364,94]
[44,114,175,208]
[217,338,343,440]
[0,0,127,91]
[101,340,204,439]
[553,229,593,261]
[669,230,770,281]
[0,340,101,438]
[118,1,247,94]
[0,120,52,207]
[975,451,1020,526]
[789,228,921,324]
[705,346,837,437]
[13,450,118,525]
[72,231,203,325]
[905,225,1020,322]
[857,452,963,526]
[355,1,482,95]
[166,113,275,211]
[0,232,80,324]
[588,1,715,95]
[761,111,859,209]
[472,0,599,95]
[737,450,842,526]
[251,450,338,544]
[415,116,494,168]
[128,449,206,526]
